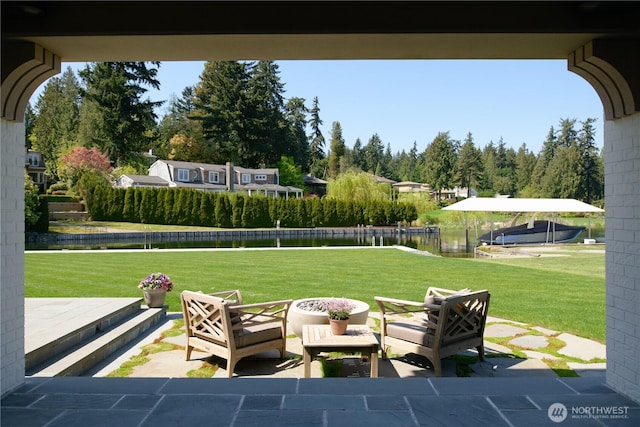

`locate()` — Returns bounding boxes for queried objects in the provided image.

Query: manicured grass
[24,246,605,341]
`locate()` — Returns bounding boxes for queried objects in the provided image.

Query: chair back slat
[435,291,490,349]
[181,291,231,346]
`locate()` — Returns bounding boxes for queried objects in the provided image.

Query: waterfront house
[115,159,303,198]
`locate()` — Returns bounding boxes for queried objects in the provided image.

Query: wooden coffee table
[302,324,379,378]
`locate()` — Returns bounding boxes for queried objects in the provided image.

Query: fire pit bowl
[288,297,370,337]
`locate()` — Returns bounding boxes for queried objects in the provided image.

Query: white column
[1,119,26,396]
[604,114,640,403]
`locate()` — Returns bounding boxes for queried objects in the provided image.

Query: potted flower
[324,298,356,335]
[138,272,173,308]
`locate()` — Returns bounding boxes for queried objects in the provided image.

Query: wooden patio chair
[375,287,490,376]
[181,290,292,377]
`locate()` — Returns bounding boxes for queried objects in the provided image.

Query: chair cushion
[424,288,471,305]
[234,321,283,348]
[424,288,471,324]
[387,322,435,347]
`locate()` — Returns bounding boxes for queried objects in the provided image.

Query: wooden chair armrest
[374,296,424,307]
[375,296,435,318]
[229,299,292,326]
[208,289,242,304]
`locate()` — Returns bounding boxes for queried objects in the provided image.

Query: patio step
[26,305,166,377]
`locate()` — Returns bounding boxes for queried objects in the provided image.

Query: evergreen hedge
[85,186,418,228]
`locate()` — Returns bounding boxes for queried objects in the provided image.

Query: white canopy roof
[442,198,604,213]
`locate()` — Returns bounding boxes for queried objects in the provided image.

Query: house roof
[393,181,423,187]
[442,197,604,213]
[234,166,279,175]
[373,175,396,184]
[155,160,226,172]
[119,175,170,186]
[303,175,327,185]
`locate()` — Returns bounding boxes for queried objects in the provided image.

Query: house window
[241,173,251,183]
[209,171,219,183]
[177,169,189,182]
[254,174,267,181]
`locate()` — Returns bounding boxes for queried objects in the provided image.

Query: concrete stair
[26,299,166,377]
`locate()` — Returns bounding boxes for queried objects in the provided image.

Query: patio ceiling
[3,1,640,62]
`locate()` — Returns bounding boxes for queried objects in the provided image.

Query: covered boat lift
[442,197,605,246]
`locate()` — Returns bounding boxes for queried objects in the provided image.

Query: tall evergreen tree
[422,132,456,200]
[247,60,289,165]
[514,143,537,195]
[77,62,162,166]
[362,133,384,173]
[351,138,364,170]
[530,126,558,196]
[308,96,326,175]
[576,117,603,203]
[284,97,310,170]
[455,132,483,191]
[192,61,253,165]
[327,121,346,179]
[30,67,81,178]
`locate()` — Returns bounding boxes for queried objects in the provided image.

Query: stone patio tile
[365,394,410,410]
[408,395,509,426]
[558,377,621,395]
[33,377,169,395]
[529,393,640,411]
[0,407,63,427]
[430,377,574,396]
[233,409,325,427]
[557,333,607,360]
[142,395,241,426]
[326,410,417,427]
[489,395,539,410]
[1,392,44,407]
[113,394,162,410]
[47,409,149,427]
[241,394,284,410]
[503,409,603,426]
[484,323,529,338]
[567,362,607,377]
[284,394,365,410]
[297,377,434,395]
[509,335,549,349]
[31,393,121,409]
[533,326,559,336]
[160,377,298,395]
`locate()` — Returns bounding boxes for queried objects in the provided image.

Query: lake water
[25,226,605,257]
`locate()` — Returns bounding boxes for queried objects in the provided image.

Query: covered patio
[2,1,640,425]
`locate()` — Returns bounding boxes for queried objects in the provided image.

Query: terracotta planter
[143,289,167,308]
[329,318,349,335]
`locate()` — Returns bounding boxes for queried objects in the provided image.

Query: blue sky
[35,60,603,155]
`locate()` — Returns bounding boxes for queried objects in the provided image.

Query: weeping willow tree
[325,171,392,203]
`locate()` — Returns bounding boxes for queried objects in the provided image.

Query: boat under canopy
[442,197,604,245]
[477,220,585,245]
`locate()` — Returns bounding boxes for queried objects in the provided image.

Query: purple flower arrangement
[138,273,173,292]
[324,298,356,320]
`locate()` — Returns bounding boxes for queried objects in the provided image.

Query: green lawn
[25,246,605,342]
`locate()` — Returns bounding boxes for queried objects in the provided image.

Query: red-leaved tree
[57,146,112,190]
